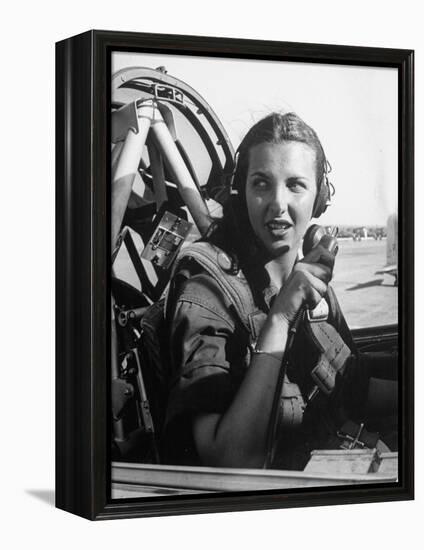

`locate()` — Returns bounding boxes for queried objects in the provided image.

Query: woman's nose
[268,183,288,215]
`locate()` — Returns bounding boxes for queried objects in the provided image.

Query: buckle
[306,298,329,322]
[337,422,366,450]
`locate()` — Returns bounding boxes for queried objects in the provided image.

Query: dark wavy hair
[207,112,329,272]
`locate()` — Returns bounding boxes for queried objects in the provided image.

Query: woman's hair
[207,112,329,270]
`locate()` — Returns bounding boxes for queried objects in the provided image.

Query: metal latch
[154,83,184,105]
[141,211,192,270]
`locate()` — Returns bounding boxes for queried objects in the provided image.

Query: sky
[112,52,398,226]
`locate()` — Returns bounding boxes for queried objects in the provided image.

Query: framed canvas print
[56,30,414,520]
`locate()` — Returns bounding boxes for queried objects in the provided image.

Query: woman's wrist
[268,309,292,327]
[252,346,283,363]
[255,311,290,359]
[264,310,292,334]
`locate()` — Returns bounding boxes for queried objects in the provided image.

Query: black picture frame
[56,30,414,520]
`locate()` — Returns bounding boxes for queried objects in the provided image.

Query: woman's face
[245,141,317,259]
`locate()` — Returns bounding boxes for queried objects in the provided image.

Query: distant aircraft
[375,212,398,285]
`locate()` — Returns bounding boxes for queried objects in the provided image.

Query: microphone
[303,224,339,257]
[290,225,338,333]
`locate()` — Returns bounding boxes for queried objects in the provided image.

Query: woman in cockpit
[163,112,397,470]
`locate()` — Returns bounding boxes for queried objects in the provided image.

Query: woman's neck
[264,250,297,290]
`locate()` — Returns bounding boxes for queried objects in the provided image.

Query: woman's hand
[271,244,336,324]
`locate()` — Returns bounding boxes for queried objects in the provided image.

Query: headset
[229,147,334,219]
[313,159,334,218]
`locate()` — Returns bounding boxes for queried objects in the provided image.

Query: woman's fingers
[303,276,327,308]
[295,261,333,284]
[298,269,328,302]
[272,246,336,323]
[303,244,336,270]
[272,264,330,323]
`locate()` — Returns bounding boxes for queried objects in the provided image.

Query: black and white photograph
[110,50,401,499]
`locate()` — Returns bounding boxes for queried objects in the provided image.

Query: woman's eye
[287,179,306,191]
[252,179,268,190]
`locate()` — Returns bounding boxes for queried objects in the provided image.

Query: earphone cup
[313,176,331,218]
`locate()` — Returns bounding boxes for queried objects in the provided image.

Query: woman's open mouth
[265,219,292,238]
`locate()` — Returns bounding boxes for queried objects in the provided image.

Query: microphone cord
[263,306,304,469]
